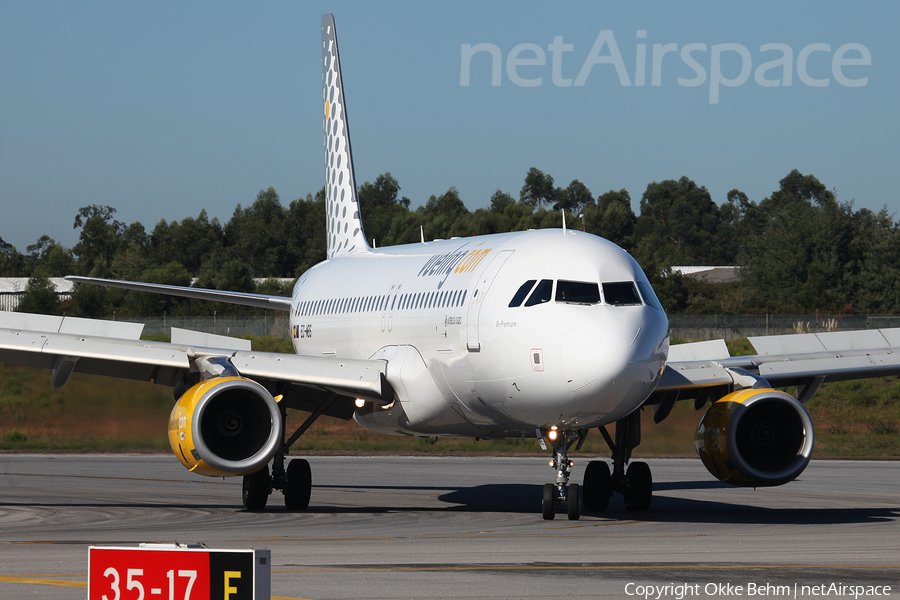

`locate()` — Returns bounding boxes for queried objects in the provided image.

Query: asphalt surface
[1,455,898,599]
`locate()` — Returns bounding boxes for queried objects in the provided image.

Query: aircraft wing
[65,275,294,311]
[647,327,900,422]
[0,311,390,411]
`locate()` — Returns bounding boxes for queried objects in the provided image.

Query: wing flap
[231,351,390,403]
[667,339,730,362]
[0,324,190,376]
[655,363,733,391]
[0,311,144,339]
[758,352,900,384]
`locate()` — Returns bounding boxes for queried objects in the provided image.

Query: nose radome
[561,319,617,392]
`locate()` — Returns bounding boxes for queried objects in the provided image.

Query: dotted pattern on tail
[322,14,369,259]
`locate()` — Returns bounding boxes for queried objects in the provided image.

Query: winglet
[322,14,369,258]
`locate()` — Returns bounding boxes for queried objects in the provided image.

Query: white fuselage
[288,228,670,438]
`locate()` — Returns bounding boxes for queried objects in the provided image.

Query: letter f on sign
[224,571,241,599]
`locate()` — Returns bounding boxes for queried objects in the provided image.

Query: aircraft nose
[561,311,667,400]
[560,318,617,392]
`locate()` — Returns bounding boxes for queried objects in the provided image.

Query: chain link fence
[114,313,900,342]
[668,313,900,341]
[117,314,292,339]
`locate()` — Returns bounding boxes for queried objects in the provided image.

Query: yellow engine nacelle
[694,388,814,487]
[167,376,282,478]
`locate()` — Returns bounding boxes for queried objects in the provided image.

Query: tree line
[2,168,898,317]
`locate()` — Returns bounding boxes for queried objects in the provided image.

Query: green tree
[420,187,472,240]
[633,177,723,267]
[520,167,557,209]
[584,189,636,249]
[0,237,28,276]
[224,188,289,277]
[17,275,61,315]
[72,205,125,277]
[555,179,593,213]
[286,188,327,275]
[739,171,855,311]
[359,173,411,247]
[26,235,73,277]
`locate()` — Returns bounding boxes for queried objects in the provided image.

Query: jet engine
[167,376,283,477]
[694,388,814,487]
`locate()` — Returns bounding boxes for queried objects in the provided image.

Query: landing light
[354,398,366,408]
[548,430,558,441]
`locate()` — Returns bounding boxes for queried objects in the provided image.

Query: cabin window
[524,279,553,307]
[602,282,642,306]
[509,280,537,307]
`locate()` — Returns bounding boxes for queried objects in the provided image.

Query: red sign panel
[89,547,257,600]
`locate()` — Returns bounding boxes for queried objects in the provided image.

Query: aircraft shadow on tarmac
[3,482,895,526]
[292,482,900,526]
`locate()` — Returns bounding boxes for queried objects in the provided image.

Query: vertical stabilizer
[322,14,369,258]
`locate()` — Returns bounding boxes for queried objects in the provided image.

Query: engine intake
[168,376,283,477]
[694,388,814,487]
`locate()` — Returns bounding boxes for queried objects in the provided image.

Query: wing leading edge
[0,310,389,403]
[65,275,293,311]
[653,327,900,400]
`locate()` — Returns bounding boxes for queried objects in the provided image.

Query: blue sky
[1,1,897,254]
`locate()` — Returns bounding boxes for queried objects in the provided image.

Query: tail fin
[322,14,369,258]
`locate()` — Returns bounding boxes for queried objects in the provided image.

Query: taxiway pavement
[1,455,898,599]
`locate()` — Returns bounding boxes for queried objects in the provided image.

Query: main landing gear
[242,392,337,511]
[583,411,652,512]
[541,411,652,519]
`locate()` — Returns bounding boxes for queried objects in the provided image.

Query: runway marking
[0,575,86,588]
[1,471,237,485]
[274,564,900,574]
[0,575,313,600]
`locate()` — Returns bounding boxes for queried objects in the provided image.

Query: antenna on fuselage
[561,209,567,233]
[420,226,426,244]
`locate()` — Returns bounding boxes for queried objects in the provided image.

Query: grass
[0,336,898,458]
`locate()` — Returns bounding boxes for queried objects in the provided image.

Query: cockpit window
[636,280,664,311]
[602,282,642,306]
[509,280,537,307]
[556,280,601,304]
[524,279,553,307]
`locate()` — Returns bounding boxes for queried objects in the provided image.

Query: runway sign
[88,544,271,600]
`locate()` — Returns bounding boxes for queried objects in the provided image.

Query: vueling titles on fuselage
[417,245,492,289]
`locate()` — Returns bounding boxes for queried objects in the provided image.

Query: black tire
[242,464,270,511]
[284,459,312,510]
[567,483,580,520]
[542,483,556,520]
[582,460,612,512]
[624,461,652,511]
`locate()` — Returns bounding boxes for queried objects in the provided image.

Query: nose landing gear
[539,429,585,520]
[540,411,653,519]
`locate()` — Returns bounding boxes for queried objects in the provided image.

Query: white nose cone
[561,319,615,392]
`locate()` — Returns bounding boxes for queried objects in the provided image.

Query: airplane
[3,14,900,520]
